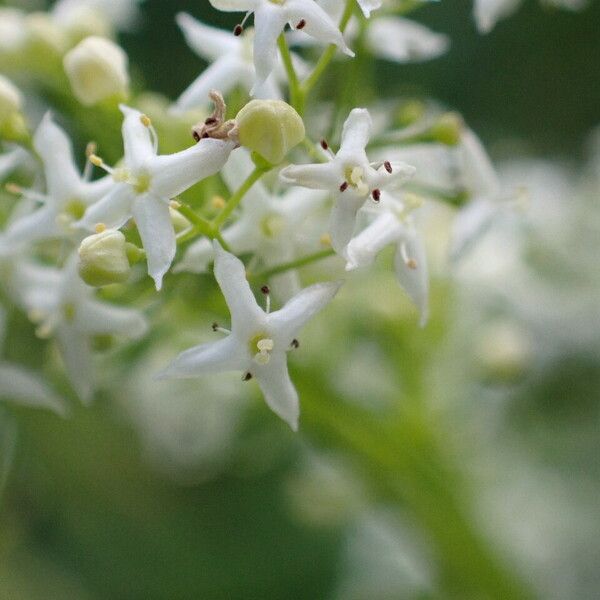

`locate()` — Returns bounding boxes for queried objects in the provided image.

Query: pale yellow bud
[78,229,131,287]
[0,75,22,126]
[236,100,305,166]
[64,36,129,106]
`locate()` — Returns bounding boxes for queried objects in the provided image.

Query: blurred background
[0,0,599,599]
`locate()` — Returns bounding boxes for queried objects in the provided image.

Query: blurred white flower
[51,0,146,34]
[159,242,341,430]
[78,105,235,289]
[208,0,354,92]
[280,108,415,256]
[0,145,36,182]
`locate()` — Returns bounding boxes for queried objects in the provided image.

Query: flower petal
[460,128,501,197]
[176,12,239,61]
[213,241,266,335]
[132,195,176,291]
[120,104,157,170]
[279,162,340,191]
[150,139,235,200]
[208,0,257,11]
[33,113,82,203]
[157,336,247,379]
[75,300,148,339]
[356,0,382,17]
[254,353,299,430]
[449,198,498,261]
[268,280,342,341]
[77,183,135,231]
[473,0,521,33]
[2,206,61,248]
[56,324,94,404]
[339,108,372,155]
[253,3,288,86]
[328,195,365,256]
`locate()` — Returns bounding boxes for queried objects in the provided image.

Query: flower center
[113,167,151,194]
[260,214,286,238]
[63,198,86,220]
[343,165,369,196]
[249,333,275,365]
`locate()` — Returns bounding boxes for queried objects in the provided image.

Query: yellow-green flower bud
[429,112,463,146]
[0,74,22,127]
[63,36,129,106]
[78,228,131,287]
[236,99,305,166]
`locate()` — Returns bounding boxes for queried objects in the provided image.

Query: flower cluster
[0,0,583,431]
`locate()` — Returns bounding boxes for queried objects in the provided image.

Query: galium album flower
[78,105,236,290]
[0,114,113,252]
[160,242,342,431]
[280,108,415,256]
[208,0,354,90]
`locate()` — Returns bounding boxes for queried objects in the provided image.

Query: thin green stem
[300,0,355,103]
[250,248,336,281]
[176,204,231,251]
[277,34,302,112]
[213,166,268,229]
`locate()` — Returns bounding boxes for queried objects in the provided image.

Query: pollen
[95,222,107,233]
[89,154,103,167]
[212,195,226,210]
[140,114,152,128]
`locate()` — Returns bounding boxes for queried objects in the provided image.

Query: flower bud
[78,229,131,287]
[0,74,21,119]
[428,112,463,146]
[63,36,129,106]
[235,100,305,166]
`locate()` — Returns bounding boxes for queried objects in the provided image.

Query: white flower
[172,13,305,112]
[0,114,113,253]
[0,145,36,183]
[0,307,67,416]
[176,150,329,300]
[77,105,236,290]
[474,0,586,33]
[159,242,342,430]
[0,74,22,125]
[280,108,415,256]
[346,194,429,325]
[208,0,354,91]
[51,0,146,34]
[0,8,27,54]
[11,254,147,403]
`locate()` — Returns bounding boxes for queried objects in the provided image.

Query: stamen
[169,200,181,209]
[296,19,306,29]
[140,114,159,153]
[261,285,271,314]
[95,223,107,233]
[320,139,329,150]
[320,233,332,247]
[233,24,243,36]
[339,181,349,192]
[212,322,231,335]
[384,161,393,174]
[192,130,201,142]
[372,188,381,202]
[5,183,48,204]
[211,195,226,210]
[89,154,115,176]
[83,142,97,181]
[291,339,300,349]
[400,242,418,269]
[242,372,253,381]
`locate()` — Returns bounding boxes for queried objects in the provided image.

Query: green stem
[213,166,268,229]
[250,248,336,281]
[300,0,355,103]
[176,205,231,251]
[0,411,18,506]
[277,34,302,112]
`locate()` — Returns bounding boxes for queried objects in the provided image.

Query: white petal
[0,363,67,416]
[3,206,61,248]
[329,195,365,256]
[393,227,429,326]
[367,161,416,192]
[460,128,501,197]
[33,113,82,203]
[279,162,340,191]
[366,17,449,63]
[132,195,176,291]
[75,300,148,339]
[254,353,299,430]
[171,57,247,114]
[0,146,34,181]
[150,139,235,200]
[449,198,498,261]
[209,0,257,11]
[346,211,402,270]
[356,0,382,17]
[253,3,288,86]
[285,0,354,56]
[57,324,94,404]
[120,104,157,170]
[473,0,521,33]
[77,183,135,231]
[157,336,247,379]
[268,280,342,341]
[176,12,239,62]
[213,241,266,335]
[83,174,116,205]
[339,108,372,155]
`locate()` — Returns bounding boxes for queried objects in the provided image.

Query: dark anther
[192,130,201,142]
[260,285,270,295]
[212,322,219,332]
[291,339,300,349]
[320,139,329,150]
[234,24,244,36]
[296,19,306,29]
[339,181,349,192]
[201,132,209,139]
[384,161,392,173]
[243,372,253,381]
[372,188,381,202]
[204,117,217,125]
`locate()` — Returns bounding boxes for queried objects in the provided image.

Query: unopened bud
[235,99,305,166]
[429,112,463,146]
[78,229,131,287]
[64,36,129,106]
[0,75,22,127]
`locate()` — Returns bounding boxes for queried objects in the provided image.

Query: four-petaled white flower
[0,114,113,253]
[159,242,342,430]
[172,13,308,112]
[208,0,354,91]
[77,105,236,290]
[176,150,329,301]
[346,193,429,325]
[280,108,415,257]
[10,254,147,403]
